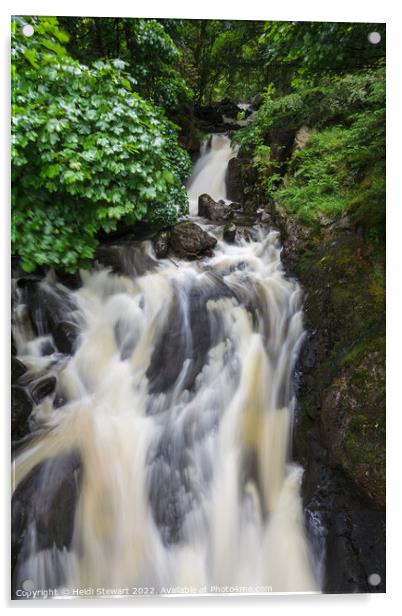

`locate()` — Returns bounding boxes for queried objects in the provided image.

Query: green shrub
[234,69,385,240]
[11,17,191,272]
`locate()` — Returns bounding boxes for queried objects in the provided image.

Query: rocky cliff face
[269,189,385,594]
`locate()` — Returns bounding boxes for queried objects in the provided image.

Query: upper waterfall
[187,134,239,215]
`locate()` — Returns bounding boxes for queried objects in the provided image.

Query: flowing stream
[12,134,320,597]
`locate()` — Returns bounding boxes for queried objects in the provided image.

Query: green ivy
[11,16,192,272]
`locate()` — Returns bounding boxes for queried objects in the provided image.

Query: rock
[260,210,271,225]
[170,222,217,259]
[293,125,312,151]
[95,242,157,277]
[152,229,171,259]
[11,334,17,357]
[321,348,385,509]
[53,321,80,355]
[337,212,353,231]
[267,128,296,172]
[198,194,232,221]
[250,93,263,109]
[226,157,244,202]
[236,226,260,242]
[12,357,26,384]
[31,376,57,404]
[223,223,237,243]
[17,278,77,340]
[11,386,32,439]
[231,212,259,226]
[55,269,82,290]
[12,452,81,591]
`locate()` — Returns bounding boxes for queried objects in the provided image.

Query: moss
[345,413,385,466]
[340,336,385,368]
[291,221,385,506]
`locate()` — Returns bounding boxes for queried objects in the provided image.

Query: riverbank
[223,115,385,592]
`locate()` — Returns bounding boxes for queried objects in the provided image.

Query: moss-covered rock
[289,225,385,501]
[321,343,385,508]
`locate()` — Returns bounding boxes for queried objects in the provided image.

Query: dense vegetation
[233,22,385,242]
[12,16,191,272]
[235,69,385,239]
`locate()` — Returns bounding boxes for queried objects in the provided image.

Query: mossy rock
[321,342,385,508]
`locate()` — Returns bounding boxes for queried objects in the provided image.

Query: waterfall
[187,134,238,215]
[11,134,320,598]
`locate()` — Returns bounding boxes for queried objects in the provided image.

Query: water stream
[12,134,320,597]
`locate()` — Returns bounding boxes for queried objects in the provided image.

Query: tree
[12,16,191,273]
[260,21,386,91]
[58,17,193,110]
[161,19,266,104]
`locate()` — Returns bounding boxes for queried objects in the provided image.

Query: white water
[12,136,320,597]
[187,134,238,215]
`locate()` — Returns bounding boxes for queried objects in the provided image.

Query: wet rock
[55,269,82,290]
[198,194,232,221]
[12,357,26,384]
[11,386,32,439]
[231,212,259,226]
[321,348,385,509]
[12,452,81,590]
[226,157,244,202]
[260,210,271,225]
[17,278,77,340]
[223,223,237,243]
[95,243,157,277]
[41,338,56,356]
[53,321,80,355]
[152,229,171,259]
[170,222,217,259]
[31,376,57,404]
[11,333,17,357]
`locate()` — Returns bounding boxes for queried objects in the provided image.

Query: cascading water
[12,134,320,598]
[187,134,238,215]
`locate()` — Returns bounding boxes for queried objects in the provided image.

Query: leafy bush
[234,69,385,240]
[12,17,192,272]
[234,69,385,153]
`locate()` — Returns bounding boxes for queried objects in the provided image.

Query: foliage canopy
[12,16,191,272]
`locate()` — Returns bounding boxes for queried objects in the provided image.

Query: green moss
[345,413,385,466]
[340,336,385,368]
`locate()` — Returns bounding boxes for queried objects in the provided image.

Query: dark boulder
[223,223,237,243]
[260,210,271,225]
[170,222,217,259]
[152,229,171,259]
[17,279,77,340]
[55,269,82,290]
[12,357,26,384]
[226,157,244,203]
[11,386,32,439]
[53,321,80,355]
[198,194,232,222]
[95,242,157,277]
[231,212,260,226]
[31,376,57,405]
[12,452,81,591]
[11,334,17,357]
